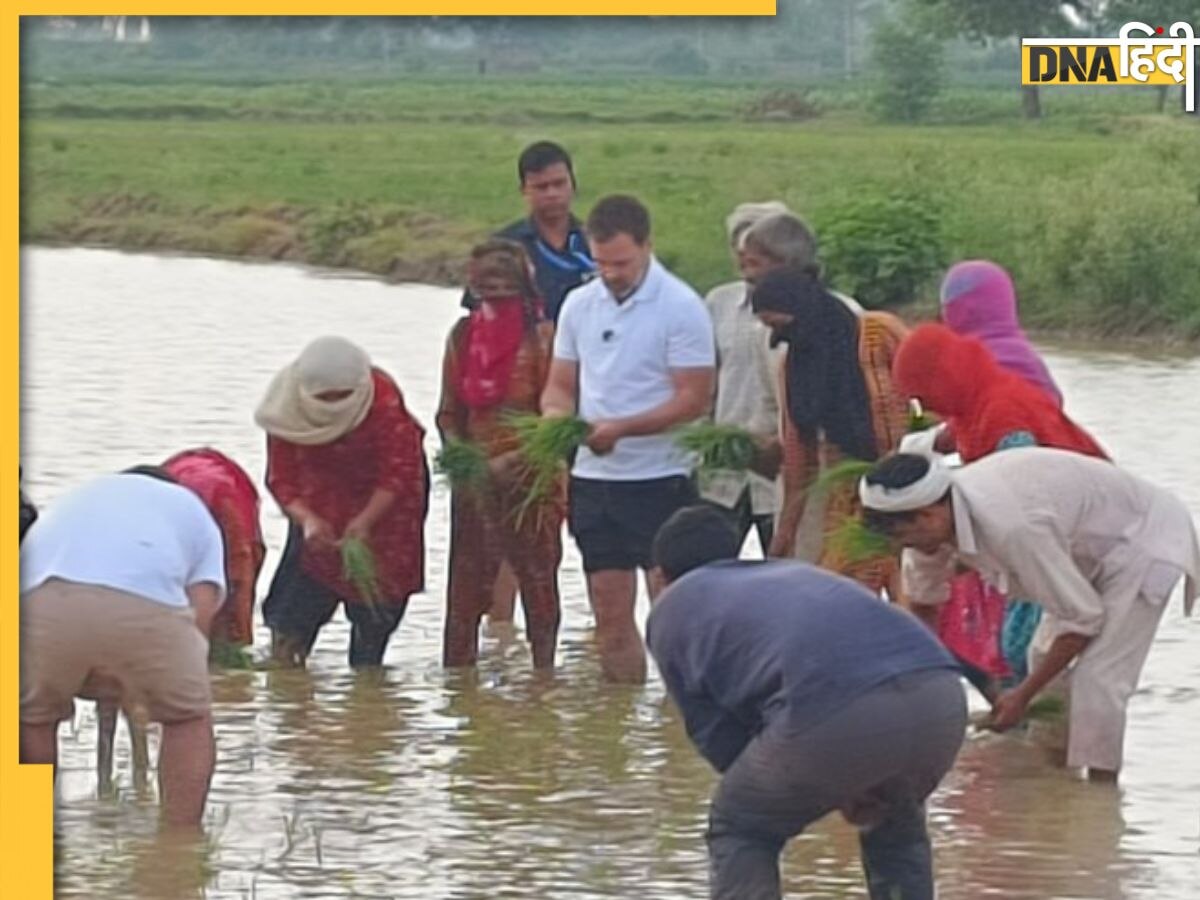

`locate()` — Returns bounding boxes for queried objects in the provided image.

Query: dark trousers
[263,524,408,668]
[707,669,966,900]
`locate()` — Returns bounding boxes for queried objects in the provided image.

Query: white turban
[255,336,375,446]
[858,440,953,513]
[896,423,947,458]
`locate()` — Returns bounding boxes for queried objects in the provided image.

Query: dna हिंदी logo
[1021,21,1197,112]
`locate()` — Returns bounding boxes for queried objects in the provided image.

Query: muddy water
[20,247,1200,899]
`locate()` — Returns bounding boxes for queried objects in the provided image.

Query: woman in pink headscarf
[939,260,1062,406]
[933,261,1073,693]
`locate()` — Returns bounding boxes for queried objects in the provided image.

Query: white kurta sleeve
[997,523,1106,637]
[902,546,955,607]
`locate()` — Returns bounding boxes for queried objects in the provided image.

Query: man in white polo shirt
[542,194,716,683]
[20,465,226,827]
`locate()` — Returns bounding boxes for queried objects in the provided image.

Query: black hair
[860,453,947,534]
[517,141,576,188]
[586,194,651,245]
[122,464,180,484]
[652,505,741,582]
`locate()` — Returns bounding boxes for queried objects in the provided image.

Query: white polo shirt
[554,256,715,481]
[20,472,227,608]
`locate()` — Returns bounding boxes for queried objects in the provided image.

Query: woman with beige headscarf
[256,336,429,668]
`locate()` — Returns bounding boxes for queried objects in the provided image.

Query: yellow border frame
[4,5,774,897]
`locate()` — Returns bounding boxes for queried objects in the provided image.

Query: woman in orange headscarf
[893,323,1105,464]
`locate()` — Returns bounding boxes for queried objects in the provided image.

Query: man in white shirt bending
[858,448,1199,782]
[20,466,227,827]
[542,194,716,683]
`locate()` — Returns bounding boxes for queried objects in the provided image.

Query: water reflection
[23,247,1200,898]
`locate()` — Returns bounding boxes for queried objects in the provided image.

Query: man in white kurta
[858,447,1199,779]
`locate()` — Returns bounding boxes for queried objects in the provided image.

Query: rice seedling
[827,516,894,563]
[809,458,875,499]
[434,437,489,491]
[341,536,382,615]
[504,412,590,527]
[676,420,758,472]
[208,639,254,670]
[1025,694,1067,721]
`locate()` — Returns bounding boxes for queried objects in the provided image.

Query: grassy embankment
[20,76,1200,337]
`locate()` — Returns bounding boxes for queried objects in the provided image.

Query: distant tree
[820,190,947,310]
[869,12,944,121]
[913,0,1098,118]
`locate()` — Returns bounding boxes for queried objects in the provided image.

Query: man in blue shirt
[647,506,967,900]
[466,141,595,323]
[472,141,596,628]
[496,141,594,322]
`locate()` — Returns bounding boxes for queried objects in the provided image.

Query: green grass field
[20,76,1200,337]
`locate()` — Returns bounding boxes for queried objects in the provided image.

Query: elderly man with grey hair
[700,202,791,552]
[739,211,863,313]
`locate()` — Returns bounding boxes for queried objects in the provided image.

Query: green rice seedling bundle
[809,458,875,499]
[434,437,490,491]
[341,536,383,614]
[208,640,254,670]
[504,412,590,526]
[676,421,757,472]
[827,516,894,564]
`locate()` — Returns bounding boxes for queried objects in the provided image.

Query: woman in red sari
[437,239,562,670]
[163,447,265,647]
[893,323,1106,462]
[255,336,429,668]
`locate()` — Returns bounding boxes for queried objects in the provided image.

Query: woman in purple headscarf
[935,260,1069,693]
[939,260,1062,407]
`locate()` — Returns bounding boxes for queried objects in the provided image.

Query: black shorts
[568,475,698,573]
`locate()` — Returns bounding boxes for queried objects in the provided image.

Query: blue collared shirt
[496,216,595,322]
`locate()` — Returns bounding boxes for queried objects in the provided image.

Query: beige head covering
[255,336,375,445]
[725,201,792,248]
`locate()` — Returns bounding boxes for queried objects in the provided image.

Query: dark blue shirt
[463,216,595,322]
[646,560,957,772]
